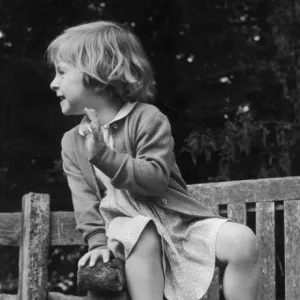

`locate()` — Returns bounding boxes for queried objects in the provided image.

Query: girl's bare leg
[125,221,164,300]
[215,222,260,300]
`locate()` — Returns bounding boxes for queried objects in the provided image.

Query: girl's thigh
[215,221,258,264]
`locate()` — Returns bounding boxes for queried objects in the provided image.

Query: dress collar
[79,101,138,135]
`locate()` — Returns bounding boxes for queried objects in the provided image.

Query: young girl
[47,21,259,300]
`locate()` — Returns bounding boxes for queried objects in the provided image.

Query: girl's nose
[50,76,58,91]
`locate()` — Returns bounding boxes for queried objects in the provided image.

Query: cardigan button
[111,123,118,130]
[161,199,168,205]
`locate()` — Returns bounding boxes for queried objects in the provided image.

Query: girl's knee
[217,222,259,263]
[131,221,161,257]
[231,224,259,263]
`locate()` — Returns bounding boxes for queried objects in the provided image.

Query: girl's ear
[94,85,103,93]
[94,86,100,92]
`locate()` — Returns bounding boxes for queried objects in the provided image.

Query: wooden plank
[0,294,16,300]
[227,203,247,224]
[78,259,126,293]
[256,202,276,300]
[205,205,220,300]
[188,176,300,206]
[0,203,284,246]
[17,193,50,300]
[284,200,300,300]
[50,212,84,246]
[0,293,85,300]
[205,268,220,300]
[0,292,130,300]
[0,213,20,246]
[49,293,84,300]
[0,212,83,246]
[3,176,300,245]
[0,294,17,300]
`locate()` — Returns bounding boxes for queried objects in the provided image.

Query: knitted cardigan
[61,102,215,250]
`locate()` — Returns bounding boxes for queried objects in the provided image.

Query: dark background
[0,0,299,295]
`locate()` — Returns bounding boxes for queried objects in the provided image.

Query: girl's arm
[61,134,107,251]
[89,112,174,197]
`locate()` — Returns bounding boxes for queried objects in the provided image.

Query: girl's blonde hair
[47,21,155,102]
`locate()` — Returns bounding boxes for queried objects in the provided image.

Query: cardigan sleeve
[89,112,173,197]
[61,133,107,251]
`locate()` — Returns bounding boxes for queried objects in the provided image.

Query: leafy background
[0,0,299,296]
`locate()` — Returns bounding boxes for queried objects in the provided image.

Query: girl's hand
[82,108,105,156]
[78,248,112,268]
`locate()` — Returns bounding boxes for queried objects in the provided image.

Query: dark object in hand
[77,258,126,293]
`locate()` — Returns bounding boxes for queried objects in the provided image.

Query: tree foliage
[0,1,299,202]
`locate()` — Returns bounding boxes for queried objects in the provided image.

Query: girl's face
[50,61,98,115]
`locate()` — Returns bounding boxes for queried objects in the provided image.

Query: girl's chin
[60,101,83,116]
[60,101,71,115]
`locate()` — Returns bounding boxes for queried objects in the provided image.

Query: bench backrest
[188,176,300,300]
[1,176,300,300]
[0,194,85,300]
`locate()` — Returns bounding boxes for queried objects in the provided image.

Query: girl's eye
[55,66,65,75]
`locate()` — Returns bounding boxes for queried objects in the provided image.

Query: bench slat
[18,193,50,300]
[0,212,83,247]
[284,200,300,300]
[0,292,84,300]
[51,212,84,246]
[256,202,276,300]
[0,294,15,300]
[0,292,128,300]
[188,176,300,205]
[205,205,220,300]
[227,203,246,224]
[0,213,21,246]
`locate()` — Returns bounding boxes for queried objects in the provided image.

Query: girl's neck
[94,94,124,125]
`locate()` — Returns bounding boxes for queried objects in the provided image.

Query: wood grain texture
[0,212,83,247]
[0,294,16,300]
[188,176,300,206]
[284,200,300,300]
[3,176,300,245]
[0,213,20,246]
[0,291,130,300]
[0,293,84,300]
[50,212,83,245]
[17,193,50,300]
[77,258,126,293]
[205,267,220,300]
[48,293,84,300]
[227,203,247,224]
[256,202,275,300]
[210,205,220,216]
[205,205,220,300]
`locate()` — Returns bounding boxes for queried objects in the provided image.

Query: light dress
[90,104,228,300]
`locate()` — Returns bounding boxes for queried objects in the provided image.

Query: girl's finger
[89,252,100,267]
[88,123,99,140]
[102,250,111,263]
[87,125,93,134]
[81,125,91,137]
[78,252,90,268]
[84,108,97,122]
[84,108,100,139]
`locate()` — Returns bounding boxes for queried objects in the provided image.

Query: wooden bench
[0,176,300,300]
